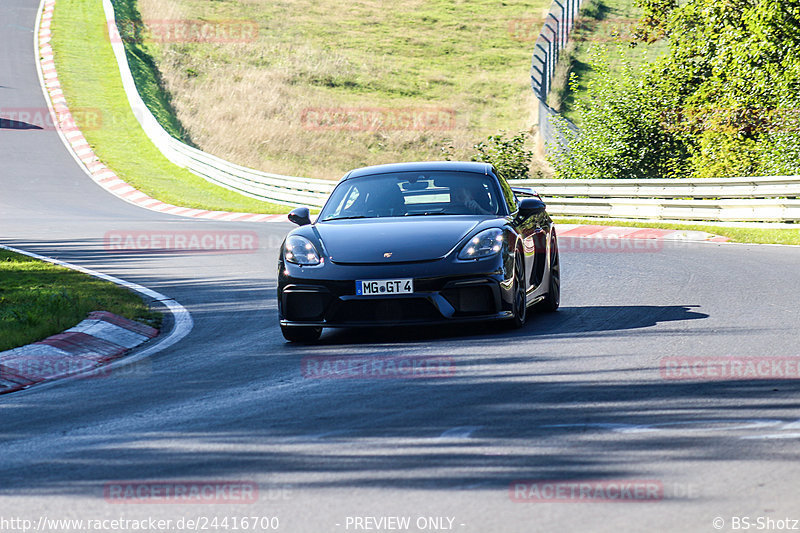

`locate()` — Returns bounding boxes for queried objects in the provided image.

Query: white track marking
[438,426,482,440]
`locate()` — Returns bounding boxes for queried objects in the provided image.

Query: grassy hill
[131,0,551,179]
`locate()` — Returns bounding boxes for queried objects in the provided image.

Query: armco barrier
[540,197,800,222]
[99,0,800,222]
[513,177,800,222]
[512,176,800,199]
[529,0,583,149]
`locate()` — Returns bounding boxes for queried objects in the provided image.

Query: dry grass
[135,0,551,179]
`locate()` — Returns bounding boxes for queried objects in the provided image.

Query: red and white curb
[0,243,193,396]
[0,311,158,394]
[35,0,286,223]
[556,224,729,243]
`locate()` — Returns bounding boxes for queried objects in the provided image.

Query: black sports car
[277,161,560,342]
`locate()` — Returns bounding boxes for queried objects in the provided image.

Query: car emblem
[384,252,392,258]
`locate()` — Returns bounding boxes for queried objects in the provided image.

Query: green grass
[157,0,548,125]
[110,0,188,143]
[113,0,552,179]
[50,0,290,214]
[554,218,800,245]
[0,250,162,352]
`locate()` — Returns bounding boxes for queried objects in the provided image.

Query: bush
[548,46,691,179]
[471,131,535,180]
[640,0,800,177]
[551,0,800,179]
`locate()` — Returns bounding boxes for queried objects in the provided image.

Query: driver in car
[453,183,494,215]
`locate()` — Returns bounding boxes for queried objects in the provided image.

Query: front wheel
[281,325,322,343]
[536,235,560,312]
[506,251,527,329]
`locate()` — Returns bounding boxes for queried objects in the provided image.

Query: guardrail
[102,0,800,222]
[513,177,800,222]
[512,176,800,199]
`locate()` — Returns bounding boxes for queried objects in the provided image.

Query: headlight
[284,235,321,265]
[458,228,504,259]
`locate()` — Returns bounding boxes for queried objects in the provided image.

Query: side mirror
[517,197,546,219]
[288,207,312,226]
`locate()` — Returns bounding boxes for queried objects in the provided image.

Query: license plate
[356,279,414,296]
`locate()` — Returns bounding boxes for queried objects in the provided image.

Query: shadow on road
[0,118,43,130]
[1,237,798,501]
[317,304,710,345]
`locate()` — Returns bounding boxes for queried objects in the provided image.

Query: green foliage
[554,0,800,179]
[650,0,800,177]
[548,46,690,179]
[471,131,535,180]
[632,0,677,42]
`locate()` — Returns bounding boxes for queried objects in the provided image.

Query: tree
[552,0,800,179]
[646,0,800,177]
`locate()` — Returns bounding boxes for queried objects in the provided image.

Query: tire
[506,251,527,329]
[281,325,322,343]
[537,234,560,312]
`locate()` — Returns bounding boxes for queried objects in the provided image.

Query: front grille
[442,285,496,315]
[331,298,440,323]
[284,291,327,321]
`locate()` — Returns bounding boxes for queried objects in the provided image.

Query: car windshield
[318,171,503,221]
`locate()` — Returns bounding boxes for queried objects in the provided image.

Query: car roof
[342,161,494,181]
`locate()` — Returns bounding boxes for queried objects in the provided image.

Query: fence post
[530,0,584,152]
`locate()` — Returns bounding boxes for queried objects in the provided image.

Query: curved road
[2,1,800,531]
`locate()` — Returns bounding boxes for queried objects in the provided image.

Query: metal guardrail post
[531,0,584,151]
[545,15,560,76]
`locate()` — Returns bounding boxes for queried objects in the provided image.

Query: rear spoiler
[511,186,542,200]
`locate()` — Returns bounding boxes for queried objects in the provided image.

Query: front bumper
[278,257,513,327]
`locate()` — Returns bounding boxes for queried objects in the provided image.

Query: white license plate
[356,279,414,296]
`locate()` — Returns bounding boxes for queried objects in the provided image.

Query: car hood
[315,217,484,264]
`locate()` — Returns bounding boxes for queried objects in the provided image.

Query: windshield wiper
[404,211,449,216]
[322,215,371,221]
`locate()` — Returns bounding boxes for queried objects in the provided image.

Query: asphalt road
[2,1,800,532]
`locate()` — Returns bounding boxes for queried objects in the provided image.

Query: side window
[494,170,517,213]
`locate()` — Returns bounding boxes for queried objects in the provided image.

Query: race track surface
[2,1,800,531]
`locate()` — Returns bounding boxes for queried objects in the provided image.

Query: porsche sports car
[277,161,559,342]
